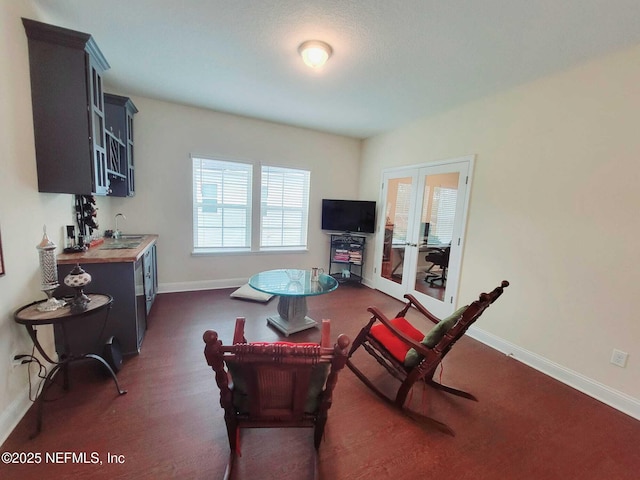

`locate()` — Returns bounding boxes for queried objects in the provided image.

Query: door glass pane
[380,176,413,285]
[413,172,459,300]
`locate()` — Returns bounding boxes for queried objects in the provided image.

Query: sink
[100,241,142,250]
[100,236,145,250]
[99,234,146,250]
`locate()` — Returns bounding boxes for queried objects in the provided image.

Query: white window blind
[192,157,252,251]
[260,165,310,248]
[392,183,412,243]
[428,187,457,244]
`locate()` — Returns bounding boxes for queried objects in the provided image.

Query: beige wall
[107,95,361,291]
[359,44,640,405]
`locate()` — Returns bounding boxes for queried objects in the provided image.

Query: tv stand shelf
[328,233,365,284]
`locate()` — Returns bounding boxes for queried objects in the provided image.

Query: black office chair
[424,246,450,286]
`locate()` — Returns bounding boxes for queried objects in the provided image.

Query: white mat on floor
[229,283,274,303]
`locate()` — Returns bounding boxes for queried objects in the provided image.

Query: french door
[374,156,473,318]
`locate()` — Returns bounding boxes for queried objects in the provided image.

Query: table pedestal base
[267,315,318,336]
[268,295,318,336]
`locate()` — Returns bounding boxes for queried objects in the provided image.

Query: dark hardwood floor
[2,285,639,479]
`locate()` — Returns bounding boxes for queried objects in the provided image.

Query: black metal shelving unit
[328,233,366,284]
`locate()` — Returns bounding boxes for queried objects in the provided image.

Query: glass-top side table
[249,269,338,336]
[14,294,127,437]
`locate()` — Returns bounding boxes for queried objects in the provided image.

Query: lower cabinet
[55,244,158,357]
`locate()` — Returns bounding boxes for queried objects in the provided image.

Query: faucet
[114,213,126,239]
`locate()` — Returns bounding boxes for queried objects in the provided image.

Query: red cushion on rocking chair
[370,317,425,363]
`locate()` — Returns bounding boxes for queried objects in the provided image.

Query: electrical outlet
[610,349,629,368]
[11,353,28,368]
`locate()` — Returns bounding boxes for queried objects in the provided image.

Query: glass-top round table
[249,269,339,336]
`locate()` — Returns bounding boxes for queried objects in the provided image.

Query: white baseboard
[158,278,247,294]
[0,388,33,446]
[361,277,374,289]
[467,325,640,421]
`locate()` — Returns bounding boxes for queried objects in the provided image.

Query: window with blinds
[192,157,310,252]
[192,157,252,251]
[261,165,310,249]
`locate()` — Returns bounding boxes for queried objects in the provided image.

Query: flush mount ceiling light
[298,40,333,68]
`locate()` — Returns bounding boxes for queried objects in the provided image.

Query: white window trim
[191,154,311,255]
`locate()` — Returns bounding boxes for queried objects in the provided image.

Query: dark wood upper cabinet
[23,18,110,195]
[104,93,138,197]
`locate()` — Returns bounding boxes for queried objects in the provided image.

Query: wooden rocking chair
[203,317,350,479]
[346,280,509,435]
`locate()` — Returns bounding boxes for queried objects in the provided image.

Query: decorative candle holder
[64,263,92,313]
[36,226,63,312]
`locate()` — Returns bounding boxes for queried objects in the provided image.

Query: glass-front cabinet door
[375,157,473,318]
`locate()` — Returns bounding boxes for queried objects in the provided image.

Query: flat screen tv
[321,199,376,234]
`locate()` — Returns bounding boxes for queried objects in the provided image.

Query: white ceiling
[31,0,640,139]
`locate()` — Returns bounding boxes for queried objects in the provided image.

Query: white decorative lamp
[298,40,332,68]
[64,263,92,313]
[36,226,63,312]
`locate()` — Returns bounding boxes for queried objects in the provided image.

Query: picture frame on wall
[0,228,5,276]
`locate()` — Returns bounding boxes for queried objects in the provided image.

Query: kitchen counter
[57,234,158,264]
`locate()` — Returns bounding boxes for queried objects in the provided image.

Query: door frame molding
[373,154,475,315]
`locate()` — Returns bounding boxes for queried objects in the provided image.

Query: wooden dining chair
[203,317,350,479]
[346,281,509,435]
